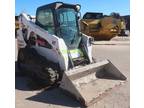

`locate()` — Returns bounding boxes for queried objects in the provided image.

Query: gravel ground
[15,39,130,108]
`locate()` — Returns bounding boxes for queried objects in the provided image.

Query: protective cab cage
[36,2,81,36]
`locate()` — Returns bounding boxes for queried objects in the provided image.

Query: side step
[59,59,127,107]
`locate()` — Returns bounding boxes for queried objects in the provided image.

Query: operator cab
[36,2,81,49]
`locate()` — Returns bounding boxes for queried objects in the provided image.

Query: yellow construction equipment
[15,16,19,30]
[80,12,121,40]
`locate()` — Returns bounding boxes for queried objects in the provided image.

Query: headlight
[76,4,81,11]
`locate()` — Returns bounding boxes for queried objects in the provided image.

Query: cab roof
[37,2,80,12]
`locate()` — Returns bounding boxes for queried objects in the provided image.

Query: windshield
[84,13,103,19]
[56,8,81,49]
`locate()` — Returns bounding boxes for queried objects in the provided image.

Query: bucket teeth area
[60,59,127,107]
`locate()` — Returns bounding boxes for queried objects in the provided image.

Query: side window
[37,9,55,34]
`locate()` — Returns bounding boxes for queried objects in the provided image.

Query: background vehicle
[80,12,121,40]
[16,2,126,106]
[15,16,19,38]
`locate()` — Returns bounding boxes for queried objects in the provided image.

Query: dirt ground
[15,37,130,108]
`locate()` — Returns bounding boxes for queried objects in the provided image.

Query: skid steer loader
[16,2,126,107]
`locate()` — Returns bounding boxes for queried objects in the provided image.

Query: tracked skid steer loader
[16,2,127,107]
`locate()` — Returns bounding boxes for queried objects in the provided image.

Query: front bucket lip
[65,59,109,76]
[65,59,127,81]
